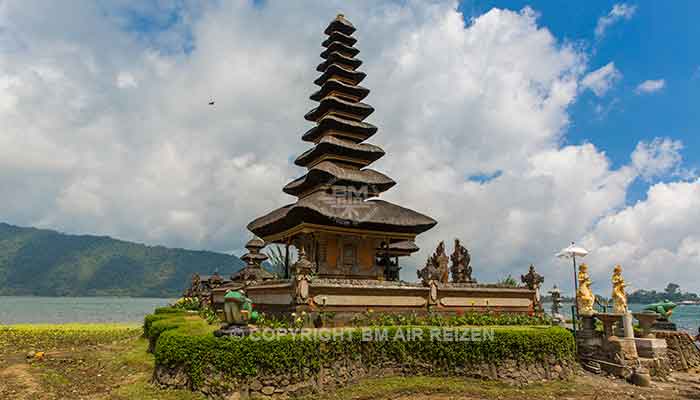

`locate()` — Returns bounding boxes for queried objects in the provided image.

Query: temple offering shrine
[211,15,538,322]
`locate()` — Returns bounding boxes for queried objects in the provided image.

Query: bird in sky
[208,100,215,105]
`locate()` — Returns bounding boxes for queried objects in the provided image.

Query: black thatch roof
[314,63,366,86]
[324,14,356,36]
[247,191,437,239]
[310,79,369,102]
[304,95,374,122]
[247,15,437,243]
[283,161,395,196]
[302,114,377,143]
[294,136,384,167]
[317,52,362,72]
[321,42,359,59]
[322,31,357,48]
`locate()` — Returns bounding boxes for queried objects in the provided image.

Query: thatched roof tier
[302,114,377,143]
[310,79,369,102]
[283,161,396,197]
[304,95,374,122]
[322,31,357,48]
[317,52,362,72]
[314,63,366,86]
[321,42,359,59]
[324,14,356,36]
[377,240,420,256]
[247,191,437,239]
[245,238,265,249]
[294,136,384,167]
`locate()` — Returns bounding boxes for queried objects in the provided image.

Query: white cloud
[635,79,666,94]
[0,1,697,292]
[631,138,684,181]
[583,180,700,293]
[581,62,621,96]
[595,3,637,39]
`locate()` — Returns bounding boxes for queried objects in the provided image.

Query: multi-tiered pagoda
[214,15,537,319]
[248,14,436,280]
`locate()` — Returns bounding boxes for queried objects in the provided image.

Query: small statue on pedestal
[548,285,564,323]
[577,264,595,316]
[435,241,449,284]
[450,239,475,283]
[611,265,628,313]
[521,264,544,312]
[292,247,314,304]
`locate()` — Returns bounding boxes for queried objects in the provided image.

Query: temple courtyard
[0,323,699,400]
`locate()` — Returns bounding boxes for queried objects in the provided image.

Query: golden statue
[577,264,595,316]
[611,265,627,313]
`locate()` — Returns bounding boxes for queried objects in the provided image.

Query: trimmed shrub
[145,312,575,387]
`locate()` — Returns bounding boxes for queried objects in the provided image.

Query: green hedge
[145,312,575,387]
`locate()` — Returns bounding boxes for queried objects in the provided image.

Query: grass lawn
[2,321,698,399]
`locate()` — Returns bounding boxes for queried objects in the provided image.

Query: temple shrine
[209,15,538,321]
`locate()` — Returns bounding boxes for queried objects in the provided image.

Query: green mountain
[0,223,244,297]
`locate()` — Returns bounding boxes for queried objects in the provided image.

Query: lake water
[0,296,172,324]
[0,296,698,334]
[545,302,700,334]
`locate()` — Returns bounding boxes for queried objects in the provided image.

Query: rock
[261,386,275,395]
[227,392,241,400]
[250,379,263,391]
[631,372,651,387]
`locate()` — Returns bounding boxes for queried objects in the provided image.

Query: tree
[498,274,518,288]
[665,283,680,297]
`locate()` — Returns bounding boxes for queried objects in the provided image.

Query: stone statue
[643,300,677,321]
[577,264,595,316]
[292,247,314,303]
[417,241,449,285]
[417,256,440,286]
[521,264,544,312]
[611,265,628,313]
[548,285,563,321]
[436,241,449,284]
[450,239,474,283]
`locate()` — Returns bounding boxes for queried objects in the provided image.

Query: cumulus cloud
[595,3,637,39]
[581,62,621,96]
[635,79,666,94]
[631,138,684,181]
[583,180,700,292]
[0,0,696,291]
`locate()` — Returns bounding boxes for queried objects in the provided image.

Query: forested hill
[0,223,244,297]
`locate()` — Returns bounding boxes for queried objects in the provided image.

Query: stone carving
[450,239,474,283]
[521,264,544,312]
[417,256,440,286]
[293,248,314,303]
[417,241,449,285]
[435,241,449,284]
[548,285,564,322]
[577,264,595,316]
[611,265,628,313]
[644,300,677,321]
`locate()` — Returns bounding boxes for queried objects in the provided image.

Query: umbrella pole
[572,254,579,331]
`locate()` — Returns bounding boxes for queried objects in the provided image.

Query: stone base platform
[212,278,536,324]
[635,338,668,359]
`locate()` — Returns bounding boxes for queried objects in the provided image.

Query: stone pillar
[622,312,635,339]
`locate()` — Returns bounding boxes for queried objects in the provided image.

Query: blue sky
[463,0,699,204]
